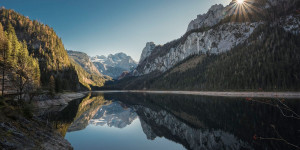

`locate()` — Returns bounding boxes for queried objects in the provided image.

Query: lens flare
[237,0,244,4]
[225,0,263,23]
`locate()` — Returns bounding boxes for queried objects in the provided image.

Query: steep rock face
[139,42,156,63]
[136,22,260,75]
[91,53,137,79]
[67,50,101,76]
[134,0,299,76]
[136,106,251,150]
[187,4,226,32]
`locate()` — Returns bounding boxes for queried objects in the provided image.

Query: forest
[109,24,300,91]
[0,8,108,96]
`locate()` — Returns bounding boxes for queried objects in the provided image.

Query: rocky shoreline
[95,90,300,98]
[0,92,87,150]
[0,117,73,150]
[33,92,87,109]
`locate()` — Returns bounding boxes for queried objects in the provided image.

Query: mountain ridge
[91,52,137,79]
[105,0,300,91]
[134,0,300,77]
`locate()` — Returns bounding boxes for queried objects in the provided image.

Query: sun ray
[237,0,244,4]
[224,0,262,23]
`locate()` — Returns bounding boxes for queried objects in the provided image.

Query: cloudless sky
[0,0,231,61]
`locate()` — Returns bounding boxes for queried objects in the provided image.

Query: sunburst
[225,0,262,22]
[237,0,245,4]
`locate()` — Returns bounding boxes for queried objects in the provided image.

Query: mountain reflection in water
[89,102,137,128]
[45,92,300,150]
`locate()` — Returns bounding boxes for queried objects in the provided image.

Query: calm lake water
[45,92,300,150]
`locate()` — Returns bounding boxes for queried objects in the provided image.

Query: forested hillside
[0,8,82,92]
[148,25,300,91]
[107,24,300,91]
[103,0,300,91]
[67,50,101,76]
[69,57,111,90]
[67,50,111,90]
[0,22,40,96]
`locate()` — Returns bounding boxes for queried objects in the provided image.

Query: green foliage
[69,58,110,90]
[0,22,41,97]
[0,8,82,91]
[147,25,300,91]
[113,25,300,91]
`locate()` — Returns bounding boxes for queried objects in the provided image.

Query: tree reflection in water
[44,92,300,150]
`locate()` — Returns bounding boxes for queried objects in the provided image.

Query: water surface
[46,92,300,150]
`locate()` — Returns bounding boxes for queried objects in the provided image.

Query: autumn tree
[0,24,41,100]
[0,22,9,96]
[12,41,40,100]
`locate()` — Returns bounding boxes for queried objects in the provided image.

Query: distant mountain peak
[91,52,137,79]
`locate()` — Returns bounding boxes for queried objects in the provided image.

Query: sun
[237,0,244,4]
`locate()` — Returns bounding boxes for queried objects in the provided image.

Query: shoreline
[33,92,87,109]
[93,90,300,98]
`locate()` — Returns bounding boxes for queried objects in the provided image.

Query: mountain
[90,102,137,128]
[67,50,101,76]
[107,0,300,91]
[0,8,85,92]
[67,50,111,90]
[91,52,137,79]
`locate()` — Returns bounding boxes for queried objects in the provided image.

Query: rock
[67,50,102,76]
[136,22,261,75]
[139,42,156,63]
[187,4,225,32]
[0,117,73,150]
[33,93,86,109]
[91,52,137,79]
[134,0,299,76]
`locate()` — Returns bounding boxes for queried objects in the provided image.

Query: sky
[0,0,231,61]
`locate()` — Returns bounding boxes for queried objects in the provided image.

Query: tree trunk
[19,74,22,101]
[1,51,5,97]
[2,63,4,96]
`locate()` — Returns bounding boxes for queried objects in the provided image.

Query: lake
[45,92,300,150]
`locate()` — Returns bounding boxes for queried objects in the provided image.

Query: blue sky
[0,0,231,61]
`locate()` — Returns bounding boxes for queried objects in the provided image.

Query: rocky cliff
[187,4,226,32]
[135,22,260,75]
[67,50,102,76]
[134,0,300,76]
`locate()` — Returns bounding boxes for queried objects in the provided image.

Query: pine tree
[0,22,8,96]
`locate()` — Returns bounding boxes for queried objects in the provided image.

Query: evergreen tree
[0,22,8,96]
